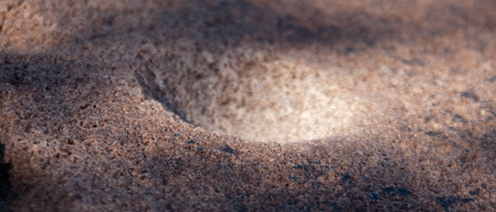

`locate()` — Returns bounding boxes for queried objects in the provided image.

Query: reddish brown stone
[1,0,495,211]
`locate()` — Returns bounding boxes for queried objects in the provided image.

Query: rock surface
[1,0,496,211]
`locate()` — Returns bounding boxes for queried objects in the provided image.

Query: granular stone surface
[1,0,496,211]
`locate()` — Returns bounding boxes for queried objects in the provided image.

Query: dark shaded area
[460,90,479,102]
[380,187,412,196]
[401,58,425,66]
[425,131,442,136]
[0,143,12,212]
[436,196,474,212]
[171,147,430,211]
[134,71,192,124]
[452,114,468,125]
[479,129,496,150]
[340,173,352,183]
[221,144,236,155]
[488,75,496,82]
[0,52,114,211]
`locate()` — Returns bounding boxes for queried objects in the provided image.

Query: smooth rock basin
[148,45,372,143]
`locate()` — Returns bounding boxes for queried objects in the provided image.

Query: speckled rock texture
[1,0,496,211]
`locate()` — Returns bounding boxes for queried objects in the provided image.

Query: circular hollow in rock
[149,44,368,143]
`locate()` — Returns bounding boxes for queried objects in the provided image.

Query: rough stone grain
[0,0,495,211]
